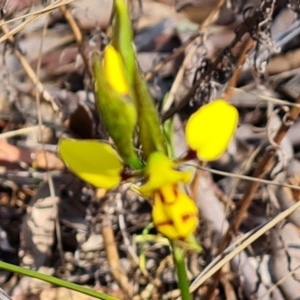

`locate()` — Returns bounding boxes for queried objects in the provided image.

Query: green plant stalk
[0,261,119,300]
[171,241,192,300]
[112,0,135,86]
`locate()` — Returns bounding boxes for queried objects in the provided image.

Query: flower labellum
[152,186,198,239]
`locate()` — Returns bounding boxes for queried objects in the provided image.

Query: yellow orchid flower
[185,99,238,161]
[58,139,123,189]
[139,151,198,239]
[58,97,238,240]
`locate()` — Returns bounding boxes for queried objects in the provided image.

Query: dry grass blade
[0,287,11,300]
[59,4,93,79]
[144,31,201,82]
[189,198,300,293]
[223,94,300,240]
[0,23,59,111]
[162,0,225,115]
[0,126,45,139]
[223,38,254,100]
[259,264,300,299]
[219,83,300,108]
[102,215,133,299]
[0,0,75,43]
[194,165,300,192]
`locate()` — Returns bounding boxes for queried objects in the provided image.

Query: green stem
[0,261,119,300]
[171,241,192,300]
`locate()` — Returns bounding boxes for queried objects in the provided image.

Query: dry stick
[223,38,254,100]
[161,47,227,121]
[102,214,133,298]
[35,6,65,265]
[145,0,225,83]
[0,125,45,139]
[198,0,225,30]
[162,5,266,122]
[59,4,93,79]
[0,0,76,43]
[0,23,59,111]
[197,38,258,299]
[1,0,75,26]
[144,31,200,82]
[161,0,225,121]
[228,93,300,236]
[162,42,197,114]
[188,197,300,294]
[194,165,300,192]
[218,93,300,259]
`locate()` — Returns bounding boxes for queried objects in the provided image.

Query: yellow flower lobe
[185,99,238,161]
[103,45,129,95]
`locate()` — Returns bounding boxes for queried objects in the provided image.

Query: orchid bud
[93,48,142,169]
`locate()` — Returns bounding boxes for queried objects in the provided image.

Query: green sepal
[92,52,142,169]
[134,68,167,159]
[111,0,136,87]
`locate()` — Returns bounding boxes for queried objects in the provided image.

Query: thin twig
[102,213,133,298]
[59,4,93,79]
[223,38,254,100]
[144,31,201,82]
[190,165,300,192]
[200,92,300,298]
[161,0,226,115]
[220,93,300,250]
[34,5,65,266]
[161,3,270,122]
[0,0,75,43]
[215,82,300,108]
[188,197,300,293]
[0,23,59,111]
[0,126,45,139]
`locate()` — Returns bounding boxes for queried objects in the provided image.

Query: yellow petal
[152,187,198,239]
[58,139,123,189]
[139,152,191,197]
[166,189,198,238]
[185,99,238,161]
[103,44,129,95]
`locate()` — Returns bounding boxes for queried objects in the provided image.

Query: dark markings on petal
[157,190,166,204]
[156,220,173,227]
